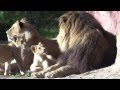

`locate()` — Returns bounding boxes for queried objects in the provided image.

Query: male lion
[31,11,117,78]
[30,42,56,72]
[3,18,60,74]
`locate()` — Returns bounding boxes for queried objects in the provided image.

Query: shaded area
[0,11,65,41]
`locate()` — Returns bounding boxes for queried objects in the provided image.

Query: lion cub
[0,36,25,76]
[30,42,56,73]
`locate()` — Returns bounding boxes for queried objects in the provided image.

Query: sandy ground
[1,63,120,79]
[62,64,120,79]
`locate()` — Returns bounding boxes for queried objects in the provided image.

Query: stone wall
[87,11,120,35]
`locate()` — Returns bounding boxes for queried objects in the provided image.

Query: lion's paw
[31,72,44,78]
[45,72,55,78]
[4,72,8,76]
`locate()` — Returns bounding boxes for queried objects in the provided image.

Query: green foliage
[0,11,65,40]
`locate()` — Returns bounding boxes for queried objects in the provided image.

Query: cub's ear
[31,45,35,54]
[19,21,24,29]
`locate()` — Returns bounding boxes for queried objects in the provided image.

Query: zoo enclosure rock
[87,11,120,35]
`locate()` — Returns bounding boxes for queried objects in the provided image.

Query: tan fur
[10,34,26,48]
[0,44,14,75]
[31,11,117,78]
[30,42,56,73]
[4,18,60,74]
[0,37,25,76]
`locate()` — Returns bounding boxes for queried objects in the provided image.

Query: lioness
[30,42,56,73]
[3,18,60,74]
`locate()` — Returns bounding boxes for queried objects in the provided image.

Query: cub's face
[6,20,24,42]
[31,43,46,56]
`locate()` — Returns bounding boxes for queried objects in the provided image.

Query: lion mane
[31,11,117,78]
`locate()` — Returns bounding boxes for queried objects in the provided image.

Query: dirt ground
[1,63,120,79]
[62,64,120,79]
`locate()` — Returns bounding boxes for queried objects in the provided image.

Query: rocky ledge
[1,64,120,79]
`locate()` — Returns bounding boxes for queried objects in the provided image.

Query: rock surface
[61,64,120,79]
[0,64,119,79]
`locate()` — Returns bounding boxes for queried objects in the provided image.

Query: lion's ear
[19,21,24,29]
[31,45,35,54]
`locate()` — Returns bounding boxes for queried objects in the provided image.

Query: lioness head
[6,20,24,42]
[6,18,38,42]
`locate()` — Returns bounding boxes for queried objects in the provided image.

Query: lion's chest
[33,53,44,66]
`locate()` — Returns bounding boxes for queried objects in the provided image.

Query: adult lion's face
[56,12,73,52]
[57,23,69,52]
[6,20,24,42]
[57,25,66,47]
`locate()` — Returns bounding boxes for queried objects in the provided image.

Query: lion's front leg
[45,65,78,78]
[4,62,11,76]
[31,63,62,78]
[12,48,25,72]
